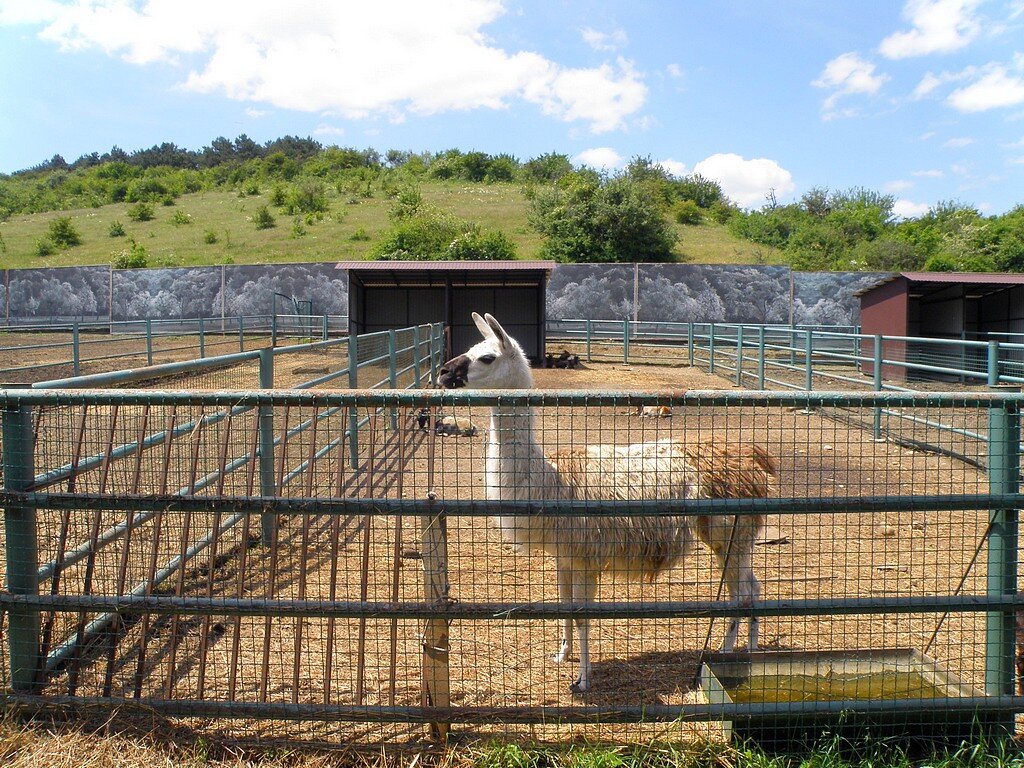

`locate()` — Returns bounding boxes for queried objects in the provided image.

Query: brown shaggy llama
[438,313,777,693]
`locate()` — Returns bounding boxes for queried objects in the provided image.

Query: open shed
[855,272,1024,380]
[338,260,554,362]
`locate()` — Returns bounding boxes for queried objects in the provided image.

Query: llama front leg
[554,560,572,663]
[570,572,597,694]
[718,553,760,652]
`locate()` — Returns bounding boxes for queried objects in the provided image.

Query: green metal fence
[1,387,1020,747]
[0,314,348,385]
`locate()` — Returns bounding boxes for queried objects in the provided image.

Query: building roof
[853,271,1024,297]
[336,260,555,288]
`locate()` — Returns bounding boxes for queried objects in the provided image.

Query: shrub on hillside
[47,216,82,248]
[252,205,276,230]
[672,200,703,225]
[112,240,149,269]
[371,211,515,261]
[126,202,155,222]
[108,220,126,237]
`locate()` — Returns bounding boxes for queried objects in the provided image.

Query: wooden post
[420,508,451,740]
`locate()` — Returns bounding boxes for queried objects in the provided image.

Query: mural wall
[2,261,884,326]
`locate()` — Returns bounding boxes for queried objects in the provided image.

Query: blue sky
[1,0,1023,215]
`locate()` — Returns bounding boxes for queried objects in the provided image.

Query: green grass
[0,181,780,269]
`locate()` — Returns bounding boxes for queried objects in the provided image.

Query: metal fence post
[873,335,883,439]
[757,326,766,389]
[985,389,1019,733]
[2,401,41,692]
[586,320,592,363]
[271,313,278,348]
[258,349,277,544]
[146,319,153,366]
[988,340,1001,387]
[687,323,694,367]
[388,329,399,430]
[199,316,206,359]
[238,315,245,353]
[735,325,744,387]
[622,319,630,364]
[804,329,813,391]
[348,333,359,469]
[322,314,329,341]
[413,325,422,387]
[708,323,716,374]
[72,321,80,376]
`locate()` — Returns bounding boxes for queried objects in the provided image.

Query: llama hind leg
[570,573,597,693]
[553,561,572,663]
[718,554,760,652]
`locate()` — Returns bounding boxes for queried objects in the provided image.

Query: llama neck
[486,404,550,499]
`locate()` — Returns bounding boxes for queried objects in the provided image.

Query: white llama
[438,313,777,693]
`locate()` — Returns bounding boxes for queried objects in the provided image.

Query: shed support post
[388,329,399,430]
[2,402,41,692]
[413,325,421,388]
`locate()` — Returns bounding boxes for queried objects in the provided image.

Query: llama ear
[483,313,511,348]
[471,312,494,340]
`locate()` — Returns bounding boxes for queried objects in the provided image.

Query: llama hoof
[569,679,589,695]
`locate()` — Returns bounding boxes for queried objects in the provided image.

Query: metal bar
[986,394,1019,718]
[355,412,380,705]
[2,400,41,693]
[4,693,1023,725]
[388,407,408,706]
[12,491,1023,517]
[348,334,359,468]
[258,348,276,543]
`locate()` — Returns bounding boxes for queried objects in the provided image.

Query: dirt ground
[11,355,1001,746]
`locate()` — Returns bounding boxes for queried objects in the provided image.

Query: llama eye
[478,354,496,364]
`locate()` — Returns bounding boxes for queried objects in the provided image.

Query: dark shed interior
[339,261,554,361]
[856,272,1024,380]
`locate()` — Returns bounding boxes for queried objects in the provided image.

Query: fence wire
[1,388,1020,748]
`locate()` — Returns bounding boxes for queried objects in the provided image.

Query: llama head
[439,312,534,389]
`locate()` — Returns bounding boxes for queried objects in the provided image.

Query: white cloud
[1009,155,1024,164]
[919,131,937,140]
[1,0,647,133]
[913,168,945,177]
[893,199,932,218]
[943,136,975,147]
[573,147,624,169]
[884,179,914,192]
[581,26,627,52]
[947,65,1024,111]
[912,71,945,98]
[812,52,888,116]
[313,124,345,136]
[879,0,981,59]
[692,153,795,208]
[666,63,683,79]
[245,107,267,118]
[656,159,687,177]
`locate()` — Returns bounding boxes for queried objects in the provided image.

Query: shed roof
[336,260,555,288]
[853,271,1024,297]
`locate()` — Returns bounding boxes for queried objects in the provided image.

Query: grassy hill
[0,181,783,270]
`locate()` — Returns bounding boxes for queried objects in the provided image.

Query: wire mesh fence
[1,387,1020,748]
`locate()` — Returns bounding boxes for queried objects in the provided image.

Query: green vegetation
[1,134,1018,271]
[728,188,1024,272]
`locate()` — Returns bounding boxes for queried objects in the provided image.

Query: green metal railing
[0,388,1020,742]
[0,314,349,384]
